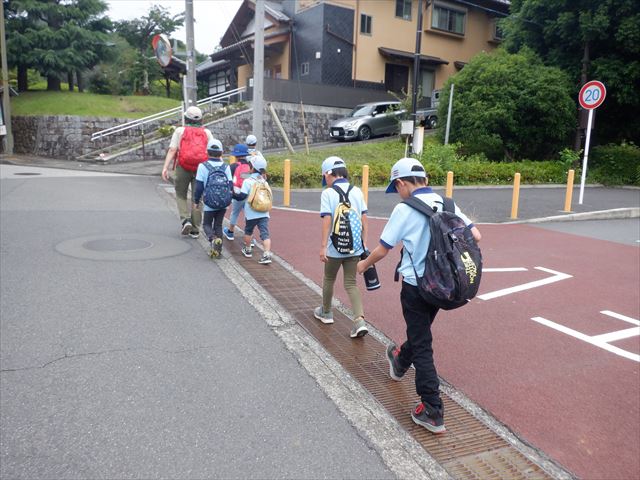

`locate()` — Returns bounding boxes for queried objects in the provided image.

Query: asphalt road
[272,186,640,224]
[0,165,393,479]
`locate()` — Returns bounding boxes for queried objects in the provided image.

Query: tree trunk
[142,69,150,95]
[165,74,171,98]
[67,71,74,91]
[17,64,28,92]
[47,75,61,91]
[574,41,590,152]
[76,71,84,92]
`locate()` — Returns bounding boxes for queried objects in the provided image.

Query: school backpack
[177,126,208,172]
[248,177,273,212]
[330,185,363,255]
[233,162,251,190]
[398,196,482,310]
[202,163,232,210]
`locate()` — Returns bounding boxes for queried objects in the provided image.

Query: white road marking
[478,266,572,301]
[483,267,529,272]
[601,310,640,326]
[531,315,640,363]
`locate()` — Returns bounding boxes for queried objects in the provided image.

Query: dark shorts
[244,217,270,240]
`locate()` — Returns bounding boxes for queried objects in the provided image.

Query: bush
[589,142,640,186]
[437,49,576,161]
[263,139,573,188]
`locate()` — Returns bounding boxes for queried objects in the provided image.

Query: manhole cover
[83,238,152,252]
[14,172,42,176]
[56,234,191,261]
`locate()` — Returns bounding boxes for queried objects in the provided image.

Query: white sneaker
[241,245,253,258]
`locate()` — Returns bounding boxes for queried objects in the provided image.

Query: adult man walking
[161,106,214,238]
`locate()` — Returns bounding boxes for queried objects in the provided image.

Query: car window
[350,105,373,117]
[374,104,388,115]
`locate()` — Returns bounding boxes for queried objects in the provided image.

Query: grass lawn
[11,91,181,118]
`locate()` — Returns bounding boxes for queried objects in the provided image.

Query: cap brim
[385,180,397,194]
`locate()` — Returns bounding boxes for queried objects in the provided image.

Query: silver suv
[329,101,406,141]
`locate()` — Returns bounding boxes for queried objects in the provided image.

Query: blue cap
[385,158,427,193]
[231,144,249,157]
[321,156,346,187]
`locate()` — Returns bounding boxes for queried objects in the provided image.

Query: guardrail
[90,87,247,142]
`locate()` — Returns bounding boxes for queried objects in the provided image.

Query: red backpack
[177,126,208,172]
[233,162,251,189]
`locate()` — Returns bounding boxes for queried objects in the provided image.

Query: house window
[209,70,229,95]
[492,19,504,41]
[301,62,309,76]
[432,4,466,35]
[395,0,412,20]
[360,13,372,35]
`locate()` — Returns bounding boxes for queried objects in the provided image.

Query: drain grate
[226,240,553,479]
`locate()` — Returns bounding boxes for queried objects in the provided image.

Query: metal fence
[246,77,396,109]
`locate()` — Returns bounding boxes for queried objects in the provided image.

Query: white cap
[250,152,267,171]
[206,138,223,153]
[385,158,427,193]
[184,106,203,121]
[321,156,346,186]
[246,134,257,146]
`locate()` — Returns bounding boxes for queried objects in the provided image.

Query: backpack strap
[332,184,353,206]
[204,162,214,174]
[393,196,436,282]
[442,196,455,213]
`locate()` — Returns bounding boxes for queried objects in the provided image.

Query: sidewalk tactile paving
[225,239,553,479]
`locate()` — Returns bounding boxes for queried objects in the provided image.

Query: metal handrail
[91,87,246,142]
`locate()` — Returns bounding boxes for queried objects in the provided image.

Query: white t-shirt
[320,179,368,258]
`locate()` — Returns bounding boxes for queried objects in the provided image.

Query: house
[205,0,509,106]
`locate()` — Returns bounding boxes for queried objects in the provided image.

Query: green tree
[113,5,184,95]
[437,49,575,161]
[502,0,640,145]
[5,0,112,91]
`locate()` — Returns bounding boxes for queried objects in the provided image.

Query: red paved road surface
[265,208,640,480]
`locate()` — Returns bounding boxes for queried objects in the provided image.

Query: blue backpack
[203,163,232,209]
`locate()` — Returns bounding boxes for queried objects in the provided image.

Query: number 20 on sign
[578,81,606,204]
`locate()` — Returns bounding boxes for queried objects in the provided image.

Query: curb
[504,207,640,224]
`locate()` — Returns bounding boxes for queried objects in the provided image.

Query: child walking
[315,156,369,339]
[223,144,250,241]
[233,153,273,265]
[357,157,481,434]
[193,139,233,258]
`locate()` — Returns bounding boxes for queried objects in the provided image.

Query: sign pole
[444,83,454,145]
[578,109,593,205]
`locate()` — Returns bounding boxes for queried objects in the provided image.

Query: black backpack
[330,185,363,255]
[203,163,232,210]
[395,196,482,310]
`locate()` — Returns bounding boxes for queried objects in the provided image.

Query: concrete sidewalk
[2,153,638,224]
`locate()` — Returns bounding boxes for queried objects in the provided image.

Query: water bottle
[360,249,381,291]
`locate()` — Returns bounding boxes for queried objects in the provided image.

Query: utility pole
[185,0,197,105]
[411,0,424,127]
[0,0,14,154]
[253,0,265,150]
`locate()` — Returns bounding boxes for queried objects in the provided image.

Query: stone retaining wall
[9,102,350,161]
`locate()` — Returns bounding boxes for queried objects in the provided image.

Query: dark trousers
[202,209,226,241]
[397,282,442,408]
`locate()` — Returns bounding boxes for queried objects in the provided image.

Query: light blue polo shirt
[241,173,270,220]
[320,179,368,258]
[195,159,232,212]
[379,187,474,286]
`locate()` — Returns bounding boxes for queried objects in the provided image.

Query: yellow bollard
[563,169,575,212]
[362,165,369,205]
[283,159,291,207]
[445,171,454,198]
[510,172,521,219]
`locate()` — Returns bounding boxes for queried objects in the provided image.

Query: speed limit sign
[577,80,606,206]
[579,81,606,110]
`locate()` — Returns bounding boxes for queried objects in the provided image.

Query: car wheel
[428,117,437,129]
[358,125,372,141]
